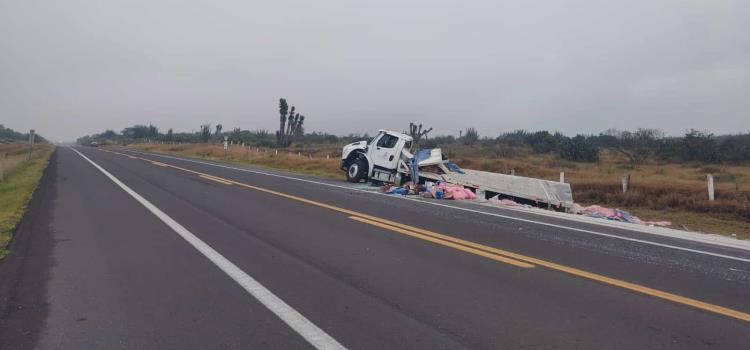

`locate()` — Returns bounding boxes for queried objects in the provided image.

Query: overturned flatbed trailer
[413,149,574,210]
[419,167,574,210]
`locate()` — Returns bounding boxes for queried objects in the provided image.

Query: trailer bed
[419,167,574,209]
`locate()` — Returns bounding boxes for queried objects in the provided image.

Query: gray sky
[1,0,748,142]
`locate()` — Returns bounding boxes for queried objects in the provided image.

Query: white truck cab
[341,129,413,184]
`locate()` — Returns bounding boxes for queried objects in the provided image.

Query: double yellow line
[112,149,750,323]
[350,216,534,268]
[200,174,234,185]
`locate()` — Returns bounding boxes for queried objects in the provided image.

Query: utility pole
[27,129,35,161]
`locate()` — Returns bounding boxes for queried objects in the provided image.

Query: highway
[1,146,749,349]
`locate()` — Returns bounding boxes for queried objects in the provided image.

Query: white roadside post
[708,174,715,201]
[559,171,565,183]
[621,173,629,193]
[27,129,35,161]
[223,136,229,158]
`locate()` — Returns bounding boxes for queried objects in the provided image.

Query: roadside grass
[0,143,55,258]
[126,142,749,238]
[131,143,343,178]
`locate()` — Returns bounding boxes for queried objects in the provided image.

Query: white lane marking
[107,148,750,264]
[71,148,346,350]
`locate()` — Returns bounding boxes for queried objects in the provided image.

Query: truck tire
[346,158,367,183]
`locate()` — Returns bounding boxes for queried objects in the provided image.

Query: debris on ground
[380,181,671,227]
[488,196,532,208]
[436,182,476,200]
[381,180,476,200]
[571,204,672,227]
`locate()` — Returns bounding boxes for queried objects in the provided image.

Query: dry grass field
[0,142,32,180]
[131,142,344,178]
[129,142,750,239]
[445,147,750,238]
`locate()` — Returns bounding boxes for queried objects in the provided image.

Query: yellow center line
[199,174,233,185]
[113,149,750,322]
[350,216,534,268]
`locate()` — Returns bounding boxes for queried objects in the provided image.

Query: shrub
[559,135,599,162]
[462,128,479,145]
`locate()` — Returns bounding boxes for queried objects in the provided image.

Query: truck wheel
[346,159,367,183]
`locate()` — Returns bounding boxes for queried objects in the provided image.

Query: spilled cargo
[341,129,574,210]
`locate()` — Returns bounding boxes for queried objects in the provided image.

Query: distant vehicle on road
[89,141,99,147]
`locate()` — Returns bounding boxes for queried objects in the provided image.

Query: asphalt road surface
[1,146,749,349]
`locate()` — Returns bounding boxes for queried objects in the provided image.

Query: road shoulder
[0,149,57,349]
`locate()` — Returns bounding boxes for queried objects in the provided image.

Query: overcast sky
[1,0,748,142]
